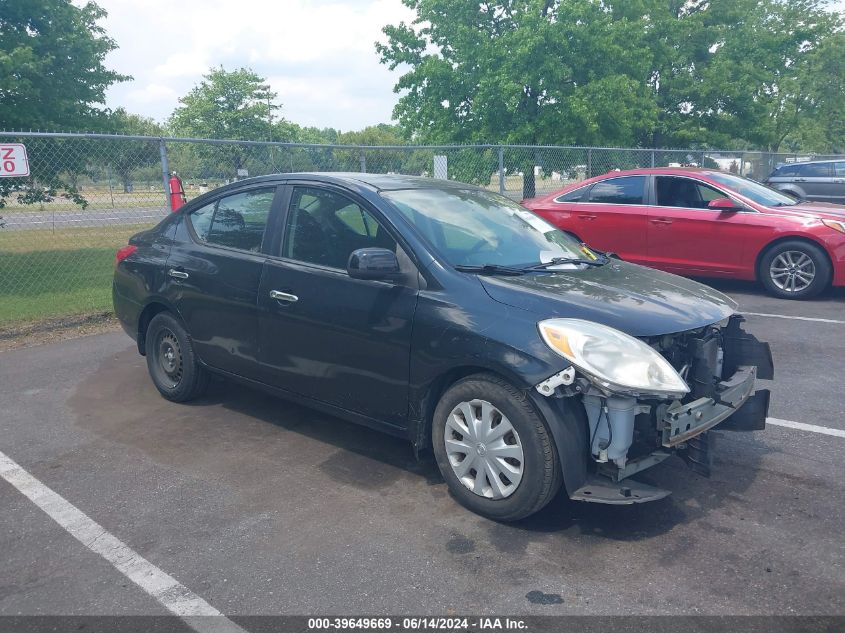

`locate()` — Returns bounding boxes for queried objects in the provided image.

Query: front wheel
[145,312,209,402]
[759,240,831,300]
[432,373,561,521]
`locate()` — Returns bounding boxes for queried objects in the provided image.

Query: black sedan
[113,173,773,520]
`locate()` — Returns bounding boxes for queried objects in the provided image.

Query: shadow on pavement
[71,349,767,544]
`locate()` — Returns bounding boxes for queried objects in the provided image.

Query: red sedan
[523,168,845,299]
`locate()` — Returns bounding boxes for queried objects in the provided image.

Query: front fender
[527,391,589,497]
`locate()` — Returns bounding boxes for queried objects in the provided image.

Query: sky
[96,0,845,134]
[96,0,415,132]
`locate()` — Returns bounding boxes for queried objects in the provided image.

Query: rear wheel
[759,240,831,300]
[432,373,561,521]
[145,312,209,402]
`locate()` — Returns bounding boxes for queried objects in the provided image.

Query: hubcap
[156,329,183,387]
[770,250,815,293]
[444,399,524,499]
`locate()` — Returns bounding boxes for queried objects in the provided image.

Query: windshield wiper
[454,264,525,276]
[522,255,608,271]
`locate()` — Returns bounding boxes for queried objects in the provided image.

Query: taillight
[115,245,137,267]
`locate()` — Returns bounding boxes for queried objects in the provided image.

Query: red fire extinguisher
[169,172,187,212]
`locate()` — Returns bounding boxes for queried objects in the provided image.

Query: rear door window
[834,162,845,177]
[554,185,589,203]
[797,163,832,177]
[188,188,275,252]
[774,164,800,177]
[587,176,646,204]
[189,201,215,241]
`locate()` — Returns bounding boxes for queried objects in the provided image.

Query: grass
[0,224,153,324]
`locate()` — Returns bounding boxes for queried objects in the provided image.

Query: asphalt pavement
[0,279,843,624]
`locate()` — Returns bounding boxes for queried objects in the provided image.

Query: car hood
[770,201,845,220]
[479,260,737,337]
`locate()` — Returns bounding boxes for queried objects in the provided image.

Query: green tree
[378,0,843,195]
[681,0,842,152]
[102,109,163,192]
[783,32,845,154]
[336,124,407,172]
[377,0,658,196]
[170,67,280,176]
[0,0,128,212]
[0,0,129,131]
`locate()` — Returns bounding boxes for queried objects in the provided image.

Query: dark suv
[113,173,773,521]
[765,159,845,204]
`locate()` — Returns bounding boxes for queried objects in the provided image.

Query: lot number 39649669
[0,144,30,177]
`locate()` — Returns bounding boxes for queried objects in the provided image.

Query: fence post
[651,150,656,168]
[159,138,172,211]
[106,164,115,208]
[359,149,366,173]
[498,147,505,194]
[587,148,592,178]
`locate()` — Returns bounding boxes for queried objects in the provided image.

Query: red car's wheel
[759,240,832,300]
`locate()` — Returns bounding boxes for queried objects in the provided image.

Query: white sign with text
[0,143,30,177]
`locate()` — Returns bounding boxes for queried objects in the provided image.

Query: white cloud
[125,83,178,105]
[94,0,415,131]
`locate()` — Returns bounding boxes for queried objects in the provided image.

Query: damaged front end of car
[534,314,773,504]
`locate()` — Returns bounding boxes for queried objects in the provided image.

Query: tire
[758,240,831,300]
[144,312,209,402]
[432,373,561,521]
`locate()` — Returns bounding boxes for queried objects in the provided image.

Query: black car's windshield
[707,172,798,207]
[381,188,587,268]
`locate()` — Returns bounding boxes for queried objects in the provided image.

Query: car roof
[586,167,720,177]
[217,172,485,193]
[776,159,840,166]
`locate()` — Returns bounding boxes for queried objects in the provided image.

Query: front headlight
[538,318,690,398]
[822,219,845,234]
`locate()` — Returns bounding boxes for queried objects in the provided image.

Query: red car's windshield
[706,172,798,208]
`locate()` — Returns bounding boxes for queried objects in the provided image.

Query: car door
[645,176,749,276]
[826,162,845,204]
[795,162,834,202]
[574,175,649,263]
[165,184,280,379]
[256,183,418,428]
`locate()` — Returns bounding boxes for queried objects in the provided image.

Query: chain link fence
[0,131,840,324]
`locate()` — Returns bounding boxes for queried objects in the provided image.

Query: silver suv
[764,159,845,204]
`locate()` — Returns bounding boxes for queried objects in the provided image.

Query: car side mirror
[347,248,401,280]
[708,197,739,212]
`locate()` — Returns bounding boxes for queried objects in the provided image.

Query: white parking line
[0,450,246,633]
[767,417,845,438]
[743,312,845,325]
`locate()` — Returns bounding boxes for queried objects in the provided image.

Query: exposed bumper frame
[662,365,757,447]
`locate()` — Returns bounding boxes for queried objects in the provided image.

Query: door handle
[650,218,673,225]
[168,269,189,279]
[269,290,299,303]
[578,214,598,220]
[794,178,807,182]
